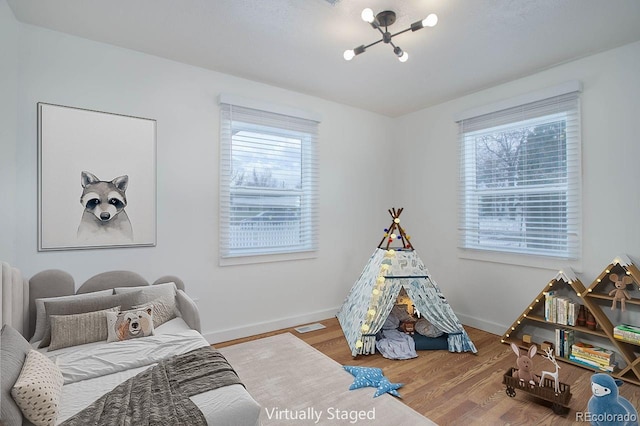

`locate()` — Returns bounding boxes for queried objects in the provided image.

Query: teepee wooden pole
[377,208,414,250]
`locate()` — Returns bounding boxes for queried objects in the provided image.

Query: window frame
[456,83,582,267]
[218,96,319,265]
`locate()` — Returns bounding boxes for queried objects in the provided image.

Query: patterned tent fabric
[337,248,477,356]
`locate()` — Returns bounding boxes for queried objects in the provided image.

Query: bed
[0,262,261,426]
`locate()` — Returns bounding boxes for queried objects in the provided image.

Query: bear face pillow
[106,307,155,343]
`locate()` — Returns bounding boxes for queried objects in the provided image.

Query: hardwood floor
[216,318,640,425]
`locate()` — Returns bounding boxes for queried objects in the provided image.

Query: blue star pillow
[343,366,384,390]
[374,376,403,398]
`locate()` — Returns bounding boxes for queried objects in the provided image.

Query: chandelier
[344,8,438,62]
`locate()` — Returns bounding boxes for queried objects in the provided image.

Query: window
[457,83,581,259]
[219,98,319,260]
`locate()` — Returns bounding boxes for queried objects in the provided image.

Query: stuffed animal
[588,373,638,426]
[609,273,633,311]
[511,343,538,385]
[115,307,154,341]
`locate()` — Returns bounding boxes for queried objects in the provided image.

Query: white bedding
[39,318,261,425]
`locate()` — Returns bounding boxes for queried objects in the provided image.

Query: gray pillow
[133,295,179,329]
[382,312,400,330]
[115,282,176,305]
[48,307,120,351]
[1,324,32,425]
[39,291,142,348]
[31,289,113,343]
[415,317,444,338]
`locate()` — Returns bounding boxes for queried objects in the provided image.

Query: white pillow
[114,282,176,304]
[11,350,64,426]
[31,290,113,343]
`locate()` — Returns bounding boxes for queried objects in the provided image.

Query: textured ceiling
[8,0,640,117]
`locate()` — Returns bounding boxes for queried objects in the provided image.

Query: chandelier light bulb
[422,14,438,27]
[361,8,375,23]
[394,46,408,62]
[343,49,355,61]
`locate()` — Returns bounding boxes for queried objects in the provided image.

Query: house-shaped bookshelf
[500,268,602,352]
[503,257,640,385]
[583,255,640,385]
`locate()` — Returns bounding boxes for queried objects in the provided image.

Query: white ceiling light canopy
[344,8,438,62]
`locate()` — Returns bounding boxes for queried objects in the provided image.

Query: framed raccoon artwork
[38,103,156,250]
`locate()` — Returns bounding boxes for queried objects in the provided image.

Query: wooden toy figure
[539,347,561,393]
[609,273,633,311]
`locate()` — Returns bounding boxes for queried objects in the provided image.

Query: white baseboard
[203,307,506,345]
[456,312,506,336]
[204,306,340,344]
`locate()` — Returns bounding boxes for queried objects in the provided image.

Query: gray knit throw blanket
[61,346,244,426]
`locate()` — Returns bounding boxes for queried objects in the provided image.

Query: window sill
[457,247,582,273]
[219,250,317,266]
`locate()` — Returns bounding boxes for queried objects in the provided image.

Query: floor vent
[294,323,326,333]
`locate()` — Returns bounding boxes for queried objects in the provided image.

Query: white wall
[9,14,394,341]
[0,0,18,264]
[5,0,640,342]
[395,40,640,334]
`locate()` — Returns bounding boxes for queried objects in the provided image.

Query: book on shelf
[571,343,615,367]
[544,292,577,326]
[571,349,614,366]
[555,329,575,358]
[572,342,615,359]
[545,291,556,322]
[568,302,577,327]
[614,324,640,344]
[569,354,616,372]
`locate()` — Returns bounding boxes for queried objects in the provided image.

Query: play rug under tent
[337,208,477,357]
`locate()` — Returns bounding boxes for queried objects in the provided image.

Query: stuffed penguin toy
[588,373,638,426]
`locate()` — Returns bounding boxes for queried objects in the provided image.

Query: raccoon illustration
[77,171,133,243]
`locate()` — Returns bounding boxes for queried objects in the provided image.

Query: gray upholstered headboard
[1,262,29,337]
[1,262,192,339]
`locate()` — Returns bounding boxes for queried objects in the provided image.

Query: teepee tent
[337,208,477,356]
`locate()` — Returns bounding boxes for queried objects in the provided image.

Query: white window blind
[457,87,581,259]
[219,101,319,259]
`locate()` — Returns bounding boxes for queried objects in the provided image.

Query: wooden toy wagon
[503,368,572,414]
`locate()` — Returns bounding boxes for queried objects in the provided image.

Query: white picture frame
[38,103,156,251]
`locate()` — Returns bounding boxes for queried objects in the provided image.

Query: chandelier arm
[373,25,385,37]
[389,27,412,39]
[363,38,384,50]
